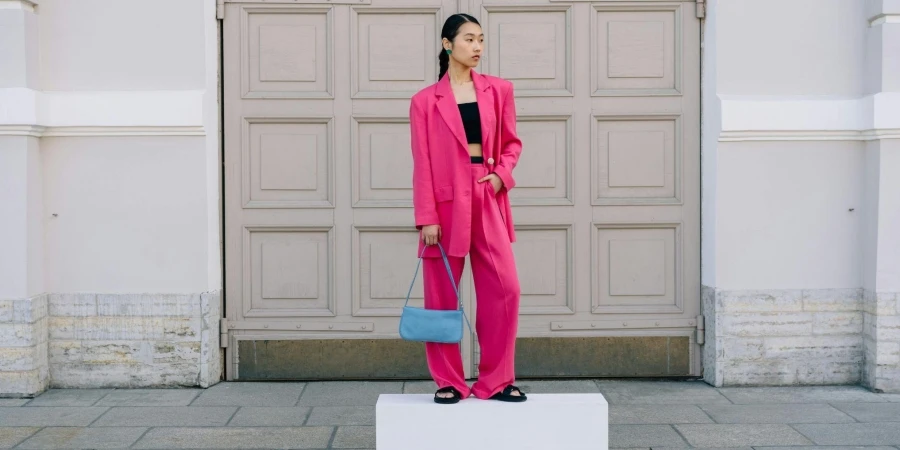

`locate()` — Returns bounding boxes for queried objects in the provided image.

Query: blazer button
[487,157,494,164]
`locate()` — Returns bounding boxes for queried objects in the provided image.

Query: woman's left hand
[478,173,503,194]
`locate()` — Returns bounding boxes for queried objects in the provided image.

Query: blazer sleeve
[492,82,522,191]
[410,98,439,229]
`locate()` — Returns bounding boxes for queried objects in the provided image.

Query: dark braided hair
[438,14,480,80]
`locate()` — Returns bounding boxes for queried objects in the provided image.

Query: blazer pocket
[434,185,454,202]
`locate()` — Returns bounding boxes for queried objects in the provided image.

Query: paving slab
[653,447,753,450]
[510,379,602,394]
[699,404,856,423]
[91,406,237,427]
[792,423,900,445]
[608,425,689,448]
[0,427,39,449]
[306,406,375,426]
[830,403,900,422]
[15,426,147,449]
[191,382,306,407]
[227,406,311,426]
[756,447,898,450]
[3,380,899,450]
[297,381,402,406]
[27,389,114,407]
[131,426,334,449]
[674,424,813,447]
[717,386,886,404]
[609,405,714,424]
[0,406,108,426]
[332,425,375,449]
[95,388,200,407]
[402,381,438,394]
[596,380,731,405]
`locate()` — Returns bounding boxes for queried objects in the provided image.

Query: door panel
[223,0,700,380]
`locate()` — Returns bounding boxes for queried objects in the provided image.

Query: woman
[409,13,525,404]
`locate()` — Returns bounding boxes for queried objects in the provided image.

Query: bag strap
[403,243,473,334]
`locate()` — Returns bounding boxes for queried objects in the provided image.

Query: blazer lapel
[472,70,495,161]
[434,74,469,152]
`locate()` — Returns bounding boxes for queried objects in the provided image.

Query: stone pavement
[1,379,900,449]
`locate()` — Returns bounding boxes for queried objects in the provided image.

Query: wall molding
[719,93,900,142]
[720,129,900,142]
[0,125,205,137]
[870,14,900,27]
[0,0,38,12]
[0,88,206,137]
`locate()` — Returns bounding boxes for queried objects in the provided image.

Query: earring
[445,49,451,55]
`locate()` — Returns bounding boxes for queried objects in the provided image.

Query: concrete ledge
[375,393,608,450]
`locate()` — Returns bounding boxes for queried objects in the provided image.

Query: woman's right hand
[421,224,441,246]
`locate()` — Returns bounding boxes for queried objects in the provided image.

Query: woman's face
[446,22,483,68]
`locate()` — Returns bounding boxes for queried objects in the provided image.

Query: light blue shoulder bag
[399,243,473,343]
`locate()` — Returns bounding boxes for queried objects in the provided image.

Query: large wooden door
[223,0,700,380]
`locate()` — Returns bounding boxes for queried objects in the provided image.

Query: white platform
[375,393,608,450]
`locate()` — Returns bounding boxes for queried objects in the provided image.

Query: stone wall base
[863,290,900,392]
[0,291,222,396]
[0,294,49,398]
[702,286,868,388]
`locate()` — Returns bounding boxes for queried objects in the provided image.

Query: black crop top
[457,102,482,144]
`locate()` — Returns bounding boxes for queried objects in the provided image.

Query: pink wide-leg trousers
[422,164,521,400]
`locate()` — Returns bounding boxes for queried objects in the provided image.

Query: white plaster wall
[0,138,28,299]
[717,0,866,96]
[0,136,43,300]
[26,136,43,297]
[38,0,205,91]
[873,141,900,291]
[862,140,882,292]
[202,0,222,292]
[31,0,222,293]
[42,136,208,293]
[708,0,871,290]
[700,0,720,286]
[715,141,864,289]
[2,0,224,392]
[702,0,900,388]
[884,26,900,93]
[0,5,39,88]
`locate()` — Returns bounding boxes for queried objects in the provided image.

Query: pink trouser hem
[423,165,521,400]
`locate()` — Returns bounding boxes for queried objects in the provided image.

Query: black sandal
[489,384,527,402]
[434,386,463,404]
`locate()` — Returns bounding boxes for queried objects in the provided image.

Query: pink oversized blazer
[409,69,523,258]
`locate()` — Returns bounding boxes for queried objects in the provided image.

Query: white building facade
[1,0,898,397]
